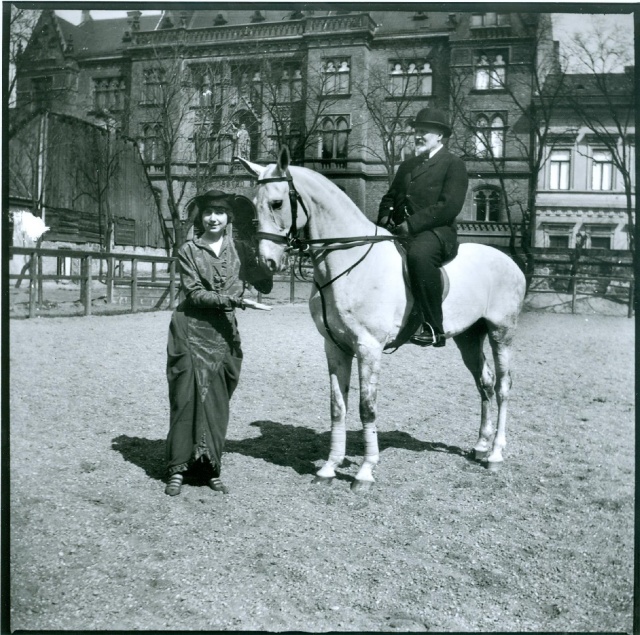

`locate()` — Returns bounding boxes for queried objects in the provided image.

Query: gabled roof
[541,71,634,100]
[71,15,160,58]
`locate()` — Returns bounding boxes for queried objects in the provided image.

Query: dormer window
[251,10,265,23]
[213,13,227,26]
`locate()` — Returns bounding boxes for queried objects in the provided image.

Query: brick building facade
[16,8,560,249]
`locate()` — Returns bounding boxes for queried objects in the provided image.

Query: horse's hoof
[351,479,373,494]
[474,449,488,461]
[312,475,334,486]
[486,460,503,472]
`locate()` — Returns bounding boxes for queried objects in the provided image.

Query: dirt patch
[9,306,634,631]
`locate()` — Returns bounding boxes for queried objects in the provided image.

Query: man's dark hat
[408,107,452,137]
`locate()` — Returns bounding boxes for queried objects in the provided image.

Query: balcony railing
[458,221,520,233]
[130,13,376,48]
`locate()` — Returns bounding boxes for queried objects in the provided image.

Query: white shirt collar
[429,144,444,159]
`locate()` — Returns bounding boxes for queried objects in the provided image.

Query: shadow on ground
[112,421,470,481]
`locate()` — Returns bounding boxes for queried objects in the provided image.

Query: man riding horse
[377,107,468,348]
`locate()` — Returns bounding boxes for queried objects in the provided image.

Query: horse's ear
[234,156,265,178]
[277,146,291,172]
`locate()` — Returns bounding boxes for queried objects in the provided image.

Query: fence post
[28,250,37,318]
[151,261,157,282]
[290,262,295,303]
[131,258,138,313]
[628,281,634,319]
[570,273,577,314]
[106,254,114,304]
[84,255,93,316]
[169,259,176,309]
[37,251,43,306]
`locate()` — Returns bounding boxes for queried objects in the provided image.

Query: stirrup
[165,473,183,496]
[208,477,229,494]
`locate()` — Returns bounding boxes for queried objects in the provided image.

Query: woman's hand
[242,298,272,311]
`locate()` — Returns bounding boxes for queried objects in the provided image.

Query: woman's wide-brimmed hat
[185,189,256,223]
[408,107,452,137]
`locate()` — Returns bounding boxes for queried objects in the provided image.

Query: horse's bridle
[254,169,310,252]
[254,170,401,254]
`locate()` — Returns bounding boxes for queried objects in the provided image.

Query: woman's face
[201,203,230,237]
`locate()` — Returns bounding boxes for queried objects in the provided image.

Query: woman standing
[165,190,272,496]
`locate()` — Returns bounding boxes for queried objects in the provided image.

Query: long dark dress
[166,234,272,478]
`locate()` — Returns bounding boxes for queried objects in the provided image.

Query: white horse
[238,148,526,492]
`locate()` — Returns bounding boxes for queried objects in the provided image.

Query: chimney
[81,10,92,24]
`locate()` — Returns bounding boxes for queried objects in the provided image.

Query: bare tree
[72,115,124,271]
[563,24,635,258]
[351,51,438,186]
[8,6,40,108]
[448,14,566,283]
[139,44,206,255]
[8,5,41,138]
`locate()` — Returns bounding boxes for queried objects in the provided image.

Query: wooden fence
[9,247,177,318]
[8,247,635,319]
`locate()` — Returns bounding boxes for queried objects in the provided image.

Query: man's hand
[242,298,272,311]
[392,221,410,236]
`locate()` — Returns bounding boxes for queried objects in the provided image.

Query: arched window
[474,114,505,158]
[475,56,490,90]
[319,116,350,167]
[474,188,501,222]
[143,124,163,163]
[474,115,489,157]
[490,115,505,158]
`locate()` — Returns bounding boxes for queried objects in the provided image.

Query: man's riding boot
[410,323,446,348]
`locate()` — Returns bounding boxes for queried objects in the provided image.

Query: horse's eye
[271,200,283,210]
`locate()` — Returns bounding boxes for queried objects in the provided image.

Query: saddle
[384,241,451,351]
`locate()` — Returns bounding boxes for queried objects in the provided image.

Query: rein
[255,170,403,356]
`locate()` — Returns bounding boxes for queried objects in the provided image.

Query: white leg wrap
[355,425,379,482]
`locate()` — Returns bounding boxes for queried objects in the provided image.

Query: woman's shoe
[208,477,229,494]
[165,473,183,496]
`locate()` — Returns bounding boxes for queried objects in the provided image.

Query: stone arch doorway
[233,110,259,160]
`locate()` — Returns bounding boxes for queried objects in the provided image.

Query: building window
[590,235,612,250]
[474,188,501,221]
[322,59,350,95]
[142,124,163,162]
[549,149,571,190]
[142,68,166,105]
[548,234,570,248]
[583,224,615,250]
[474,52,506,90]
[389,61,432,97]
[471,13,510,27]
[320,116,349,165]
[93,77,125,112]
[591,149,614,191]
[473,114,505,158]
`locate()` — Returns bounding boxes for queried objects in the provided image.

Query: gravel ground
[9,305,634,632]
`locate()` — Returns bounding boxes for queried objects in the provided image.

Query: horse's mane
[286,164,372,224]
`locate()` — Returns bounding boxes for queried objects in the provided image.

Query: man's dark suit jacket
[377,148,469,259]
